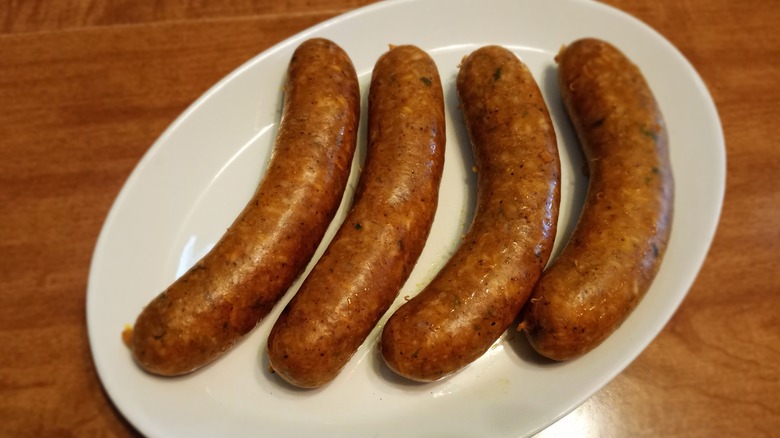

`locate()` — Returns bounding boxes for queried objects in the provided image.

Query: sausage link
[380,46,560,382]
[267,45,445,388]
[520,38,674,361]
[129,38,360,376]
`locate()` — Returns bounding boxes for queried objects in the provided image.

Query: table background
[2,0,778,436]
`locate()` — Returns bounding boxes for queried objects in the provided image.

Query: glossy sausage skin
[129,38,360,376]
[520,38,674,361]
[267,45,445,388]
[381,46,560,382]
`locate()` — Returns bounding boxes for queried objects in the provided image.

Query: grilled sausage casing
[520,38,674,361]
[380,46,560,382]
[129,38,360,376]
[267,45,445,388]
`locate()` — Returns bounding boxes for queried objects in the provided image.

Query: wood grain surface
[1,0,778,436]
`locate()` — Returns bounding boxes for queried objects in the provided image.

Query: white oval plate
[87,0,725,436]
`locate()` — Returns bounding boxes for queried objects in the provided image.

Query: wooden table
[2,0,778,436]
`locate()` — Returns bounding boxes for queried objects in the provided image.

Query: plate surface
[87,0,725,436]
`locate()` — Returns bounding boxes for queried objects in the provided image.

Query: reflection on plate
[86,0,724,436]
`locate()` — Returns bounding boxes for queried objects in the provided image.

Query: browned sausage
[380,46,560,382]
[267,45,445,388]
[129,38,360,376]
[520,38,674,361]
